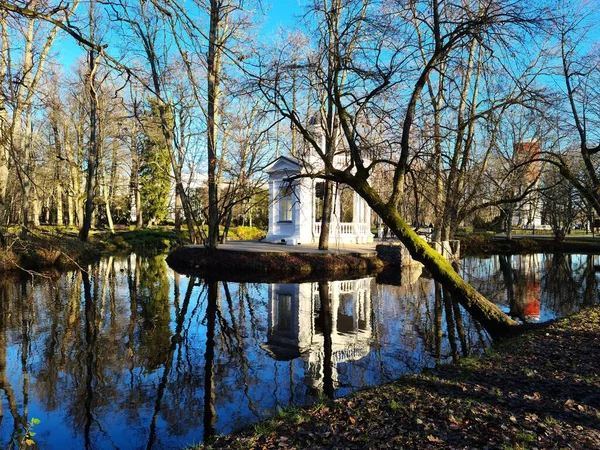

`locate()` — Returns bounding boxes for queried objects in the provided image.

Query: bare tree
[549,2,600,217]
[0,10,9,239]
[2,0,79,235]
[257,0,546,338]
[79,0,102,241]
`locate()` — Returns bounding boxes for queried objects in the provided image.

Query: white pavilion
[264,121,373,245]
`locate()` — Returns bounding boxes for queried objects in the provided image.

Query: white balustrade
[339,280,355,292]
[313,222,371,237]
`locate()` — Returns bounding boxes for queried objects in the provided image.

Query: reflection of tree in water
[135,255,172,370]
[146,273,199,447]
[0,252,596,448]
[151,278,268,443]
[459,256,509,306]
[0,256,219,447]
[0,274,30,448]
[582,255,599,307]
[541,253,598,315]
[462,253,600,322]
[382,272,488,371]
[316,282,334,398]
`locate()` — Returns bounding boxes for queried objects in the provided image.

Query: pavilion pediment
[264,156,302,176]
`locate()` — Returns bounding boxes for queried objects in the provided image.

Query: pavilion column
[352,192,360,236]
[364,198,371,234]
[268,180,276,235]
[294,189,301,238]
[330,281,339,335]
[353,285,360,331]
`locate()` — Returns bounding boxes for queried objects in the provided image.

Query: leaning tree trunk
[351,177,518,339]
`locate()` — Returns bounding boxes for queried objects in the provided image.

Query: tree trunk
[20,110,34,232]
[351,177,518,340]
[55,181,64,227]
[0,12,7,231]
[506,207,514,239]
[220,208,233,244]
[318,180,334,249]
[0,144,7,229]
[101,165,114,234]
[174,189,182,231]
[66,133,84,228]
[79,10,100,242]
[98,116,113,234]
[67,192,73,227]
[52,120,64,226]
[39,194,47,224]
[128,122,142,229]
[31,186,41,227]
[109,139,118,203]
[206,0,226,249]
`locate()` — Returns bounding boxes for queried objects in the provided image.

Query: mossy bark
[350,177,518,340]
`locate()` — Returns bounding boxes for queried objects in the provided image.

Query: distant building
[512,142,543,229]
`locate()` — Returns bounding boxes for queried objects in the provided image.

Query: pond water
[0,252,598,449]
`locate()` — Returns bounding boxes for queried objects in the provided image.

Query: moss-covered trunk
[351,178,518,340]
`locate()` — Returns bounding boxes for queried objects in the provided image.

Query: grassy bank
[198,307,600,449]
[460,232,600,255]
[0,226,266,273]
[0,228,100,272]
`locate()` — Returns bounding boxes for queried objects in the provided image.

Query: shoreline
[0,227,184,273]
[461,233,600,255]
[165,245,384,283]
[3,228,600,276]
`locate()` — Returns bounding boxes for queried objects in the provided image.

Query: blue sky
[54,0,305,70]
[264,0,304,31]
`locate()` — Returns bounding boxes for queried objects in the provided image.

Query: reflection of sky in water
[0,252,597,449]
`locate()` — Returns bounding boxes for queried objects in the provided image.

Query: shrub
[226,226,266,241]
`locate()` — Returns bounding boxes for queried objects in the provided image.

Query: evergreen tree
[139,100,172,226]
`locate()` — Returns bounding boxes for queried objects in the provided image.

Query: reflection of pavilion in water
[261,278,373,392]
